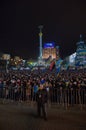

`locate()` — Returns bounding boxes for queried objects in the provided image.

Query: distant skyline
[0,0,86,59]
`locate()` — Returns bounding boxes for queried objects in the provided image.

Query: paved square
[0,103,86,130]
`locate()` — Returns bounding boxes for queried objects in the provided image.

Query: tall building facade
[42,42,59,60]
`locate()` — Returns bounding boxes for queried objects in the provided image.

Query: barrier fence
[0,86,86,110]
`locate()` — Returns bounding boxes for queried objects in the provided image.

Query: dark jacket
[36,88,48,104]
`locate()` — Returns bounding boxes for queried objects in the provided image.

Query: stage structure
[75,34,86,67]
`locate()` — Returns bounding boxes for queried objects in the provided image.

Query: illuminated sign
[44,42,55,48]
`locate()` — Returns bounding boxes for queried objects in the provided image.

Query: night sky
[0,0,86,60]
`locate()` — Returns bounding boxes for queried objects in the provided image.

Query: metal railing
[0,86,86,110]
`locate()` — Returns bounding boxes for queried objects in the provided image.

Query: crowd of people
[0,68,86,105]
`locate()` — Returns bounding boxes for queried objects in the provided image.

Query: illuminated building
[42,42,59,60]
[2,54,11,60]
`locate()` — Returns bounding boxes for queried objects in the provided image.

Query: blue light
[44,42,55,48]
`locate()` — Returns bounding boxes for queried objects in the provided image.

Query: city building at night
[0,53,11,60]
[42,42,59,60]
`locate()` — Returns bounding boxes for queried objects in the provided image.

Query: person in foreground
[36,84,48,121]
